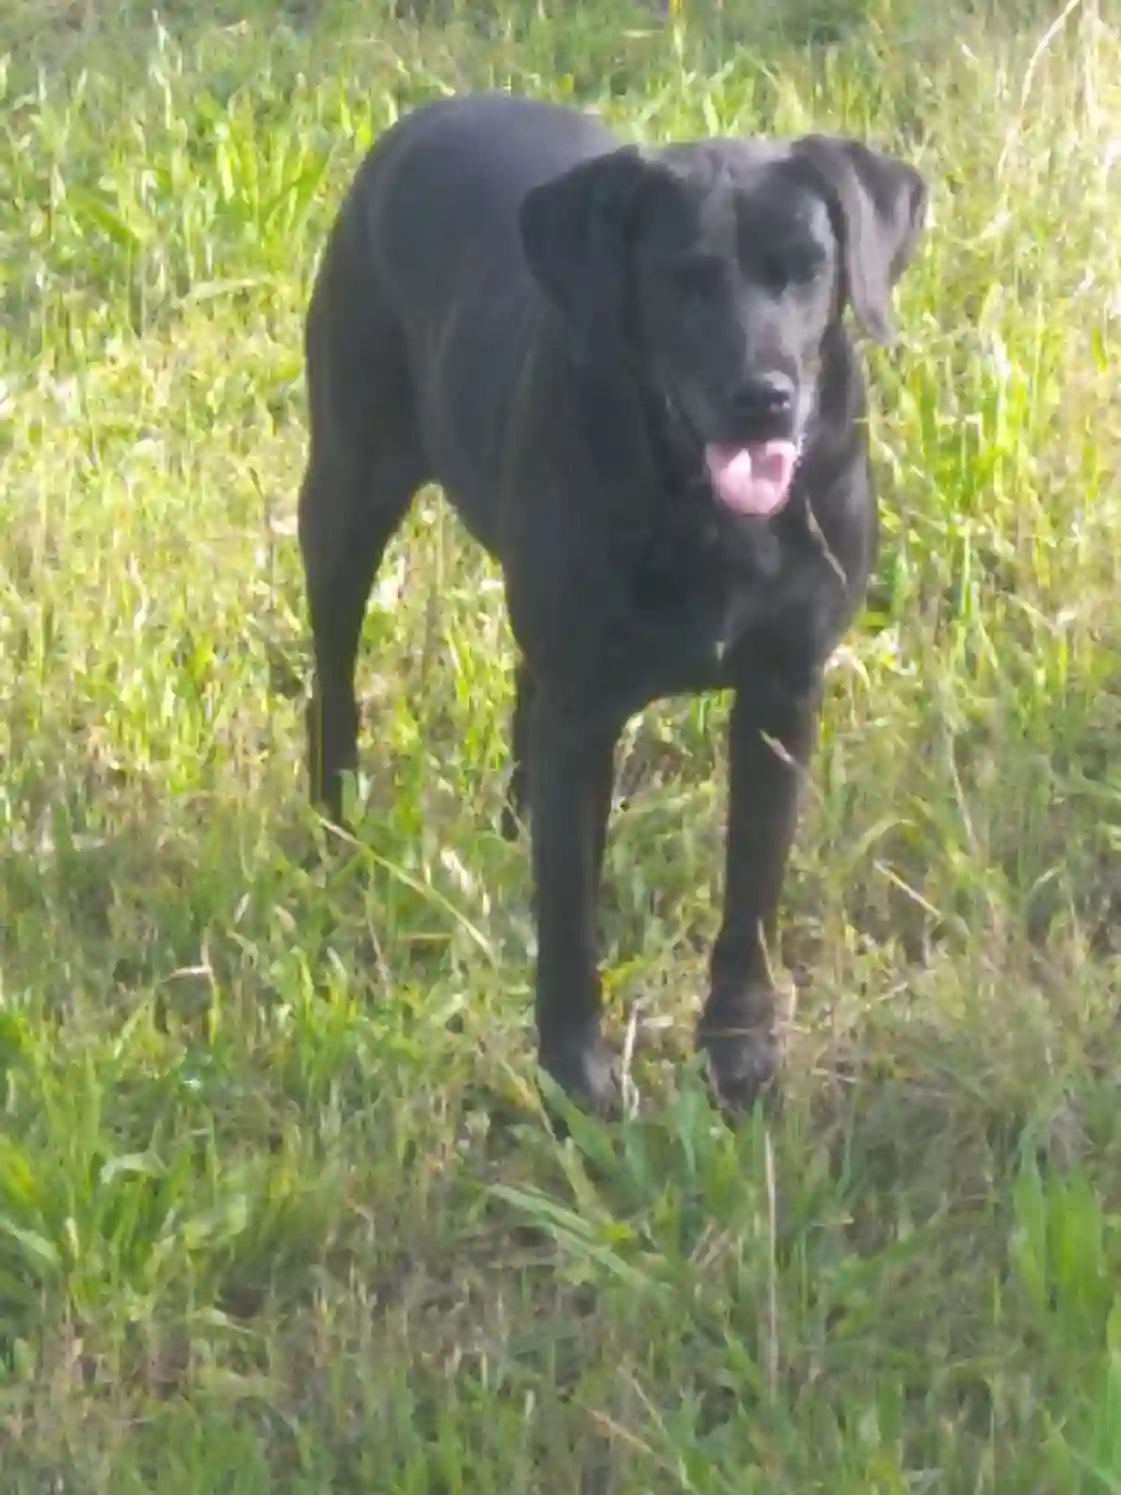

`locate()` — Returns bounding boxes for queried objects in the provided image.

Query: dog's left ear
[519,146,654,354]
[792,136,927,345]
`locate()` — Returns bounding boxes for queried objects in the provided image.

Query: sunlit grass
[3,0,1121,1488]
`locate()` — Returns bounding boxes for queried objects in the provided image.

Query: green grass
[3,0,1121,1487]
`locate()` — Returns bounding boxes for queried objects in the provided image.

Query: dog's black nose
[731,373,795,422]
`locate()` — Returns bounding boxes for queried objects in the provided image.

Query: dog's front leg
[528,695,619,1114]
[698,678,820,1113]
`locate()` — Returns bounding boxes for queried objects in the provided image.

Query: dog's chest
[604,516,837,704]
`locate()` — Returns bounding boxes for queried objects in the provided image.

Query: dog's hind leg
[297,273,428,827]
[299,448,422,827]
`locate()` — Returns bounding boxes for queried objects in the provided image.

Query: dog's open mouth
[704,440,799,518]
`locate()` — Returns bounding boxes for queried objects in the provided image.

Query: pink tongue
[705,440,798,517]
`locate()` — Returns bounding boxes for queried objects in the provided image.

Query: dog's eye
[761,246,824,290]
[670,254,724,298]
[787,249,825,284]
[759,254,790,291]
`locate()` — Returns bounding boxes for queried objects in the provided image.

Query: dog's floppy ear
[520,146,653,351]
[792,136,927,345]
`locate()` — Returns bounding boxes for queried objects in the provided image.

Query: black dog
[297,93,927,1115]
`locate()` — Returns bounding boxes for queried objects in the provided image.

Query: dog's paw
[697,1010,783,1118]
[540,1035,620,1120]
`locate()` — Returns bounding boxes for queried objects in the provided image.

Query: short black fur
[297,93,927,1114]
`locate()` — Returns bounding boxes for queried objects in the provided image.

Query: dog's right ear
[520,146,652,351]
[792,135,927,345]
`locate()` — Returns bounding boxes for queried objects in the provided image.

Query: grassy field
[3,0,1121,1487]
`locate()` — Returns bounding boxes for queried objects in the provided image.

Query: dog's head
[520,132,927,519]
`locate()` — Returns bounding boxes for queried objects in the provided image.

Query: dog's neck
[561,349,779,603]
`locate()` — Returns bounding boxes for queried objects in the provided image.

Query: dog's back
[306,94,618,537]
[355,95,616,317]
